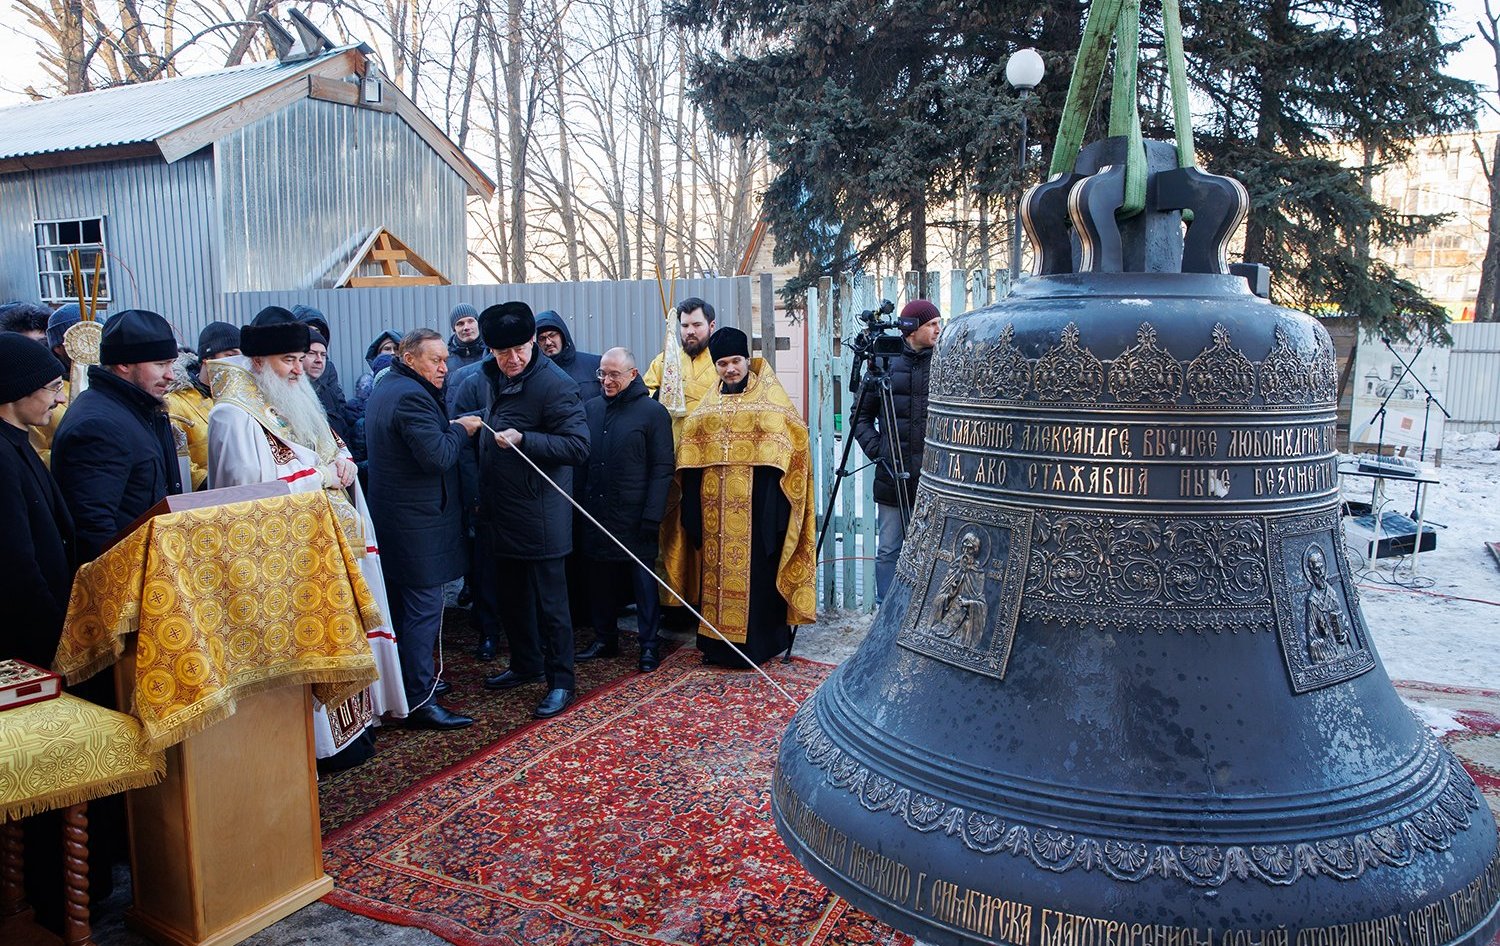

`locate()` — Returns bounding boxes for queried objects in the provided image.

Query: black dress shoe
[533,688,573,719]
[639,645,660,672]
[404,703,474,730]
[474,638,497,662]
[483,669,544,690]
[433,680,452,697]
[577,639,620,661]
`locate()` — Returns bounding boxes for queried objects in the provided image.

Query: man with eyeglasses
[575,349,674,671]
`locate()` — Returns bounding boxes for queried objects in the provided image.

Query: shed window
[35,217,110,305]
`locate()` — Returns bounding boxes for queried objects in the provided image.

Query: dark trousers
[494,556,575,691]
[386,579,446,709]
[588,558,661,648]
[471,529,503,647]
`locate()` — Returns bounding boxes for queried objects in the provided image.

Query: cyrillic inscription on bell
[771,6,1500,944]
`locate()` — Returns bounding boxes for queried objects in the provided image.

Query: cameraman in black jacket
[851,299,941,604]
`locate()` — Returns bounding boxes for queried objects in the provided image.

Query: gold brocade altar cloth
[0,692,164,821]
[54,491,381,753]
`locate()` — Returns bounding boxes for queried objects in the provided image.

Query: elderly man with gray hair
[575,347,675,672]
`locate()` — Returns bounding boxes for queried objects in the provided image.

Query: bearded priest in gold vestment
[664,327,817,667]
[205,306,407,768]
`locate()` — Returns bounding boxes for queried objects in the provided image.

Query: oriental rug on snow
[1395,680,1500,820]
[322,648,910,946]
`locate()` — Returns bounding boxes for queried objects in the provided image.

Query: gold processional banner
[0,692,164,821]
[54,491,381,753]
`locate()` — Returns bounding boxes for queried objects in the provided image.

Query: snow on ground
[1347,430,1500,689]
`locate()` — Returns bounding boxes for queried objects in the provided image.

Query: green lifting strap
[1109,0,1147,217]
[1045,0,1199,213]
[1163,0,1196,168]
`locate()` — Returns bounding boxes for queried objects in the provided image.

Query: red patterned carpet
[1395,680,1500,820]
[322,648,910,946]
[320,658,1500,946]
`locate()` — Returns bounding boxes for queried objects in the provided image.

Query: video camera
[847,299,903,392]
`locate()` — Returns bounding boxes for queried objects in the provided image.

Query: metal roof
[0,48,358,163]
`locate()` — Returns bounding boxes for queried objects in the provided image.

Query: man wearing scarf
[664,327,817,667]
[205,306,408,768]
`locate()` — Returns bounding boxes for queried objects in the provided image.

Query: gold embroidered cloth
[54,491,381,753]
[663,359,817,641]
[0,692,164,820]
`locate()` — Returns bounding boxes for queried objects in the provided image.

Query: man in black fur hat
[472,302,590,719]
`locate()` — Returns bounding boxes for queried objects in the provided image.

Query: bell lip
[1010,271,1265,301]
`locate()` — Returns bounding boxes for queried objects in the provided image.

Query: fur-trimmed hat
[240,306,311,356]
[707,327,749,361]
[480,301,536,350]
[99,309,177,365]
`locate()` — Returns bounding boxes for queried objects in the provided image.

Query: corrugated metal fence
[221,277,753,395]
[1446,321,1500,432]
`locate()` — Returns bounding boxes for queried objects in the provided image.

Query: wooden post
[759,273,776,371]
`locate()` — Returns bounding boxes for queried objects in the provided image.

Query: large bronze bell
[771,9,1500,943]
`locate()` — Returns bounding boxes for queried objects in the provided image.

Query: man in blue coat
[53,309,183,561]
[365,328,483,730]
[474,302,590,719]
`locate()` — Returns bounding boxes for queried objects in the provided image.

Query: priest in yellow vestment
[664,327,816,666]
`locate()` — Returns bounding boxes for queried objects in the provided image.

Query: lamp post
[1006,47,1045,287]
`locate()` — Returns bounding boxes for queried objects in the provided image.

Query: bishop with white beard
[206,306,408,768]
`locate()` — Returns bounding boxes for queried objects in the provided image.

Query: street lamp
[1006,48,1045,287]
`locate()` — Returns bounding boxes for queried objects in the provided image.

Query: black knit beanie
[0,332,64,403]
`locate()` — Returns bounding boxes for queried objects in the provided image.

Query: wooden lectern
[120,670,330,946]
[104,485,332,946]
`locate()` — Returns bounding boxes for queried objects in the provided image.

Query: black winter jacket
[365,361,471,587]
[53,366,183,561]
[576,378,674,562]
[446,334,485,381]
[851,341,933,509]
[535,311,602,402]
[0,422,77,667]
[474,348,590,559]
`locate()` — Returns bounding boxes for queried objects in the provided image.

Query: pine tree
[677,0,1476,337]
[667,0,1086,293]
[1158,0,1474,338]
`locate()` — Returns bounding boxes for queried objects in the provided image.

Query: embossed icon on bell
[770,2,1500,944]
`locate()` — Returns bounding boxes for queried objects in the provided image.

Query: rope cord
[473,419,801,709]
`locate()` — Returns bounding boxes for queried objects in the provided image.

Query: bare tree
[1474,0,1500,322]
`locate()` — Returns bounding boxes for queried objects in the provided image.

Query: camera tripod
[814,350,911,564]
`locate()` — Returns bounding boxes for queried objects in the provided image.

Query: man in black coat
[575,348,674,672]
[53,309,184,561]
[0,333,76,668]
[474,302,590,719]
[365,328,483,730]
[851,299,940,604]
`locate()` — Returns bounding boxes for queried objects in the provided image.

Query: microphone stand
[1381,338,1451,519]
